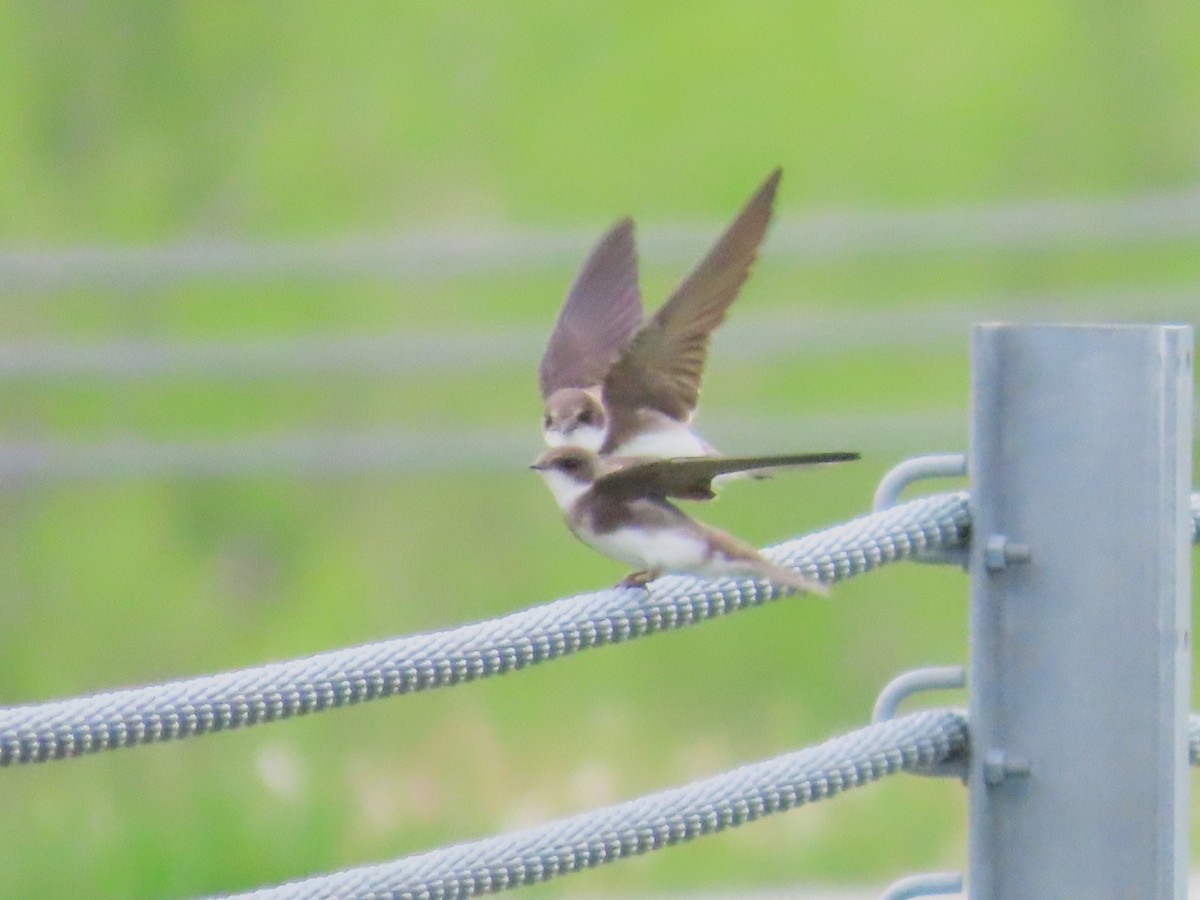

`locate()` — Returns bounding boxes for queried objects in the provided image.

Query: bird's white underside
[536,469,715,573]
[586,524,711,573]
[606,423,714,459]
[543,419,713,459]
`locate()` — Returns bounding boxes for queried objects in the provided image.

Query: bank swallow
[538,215,643,452]
[531,445,859,593]
[539,168,781,459]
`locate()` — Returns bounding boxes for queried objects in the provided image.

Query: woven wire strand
[0,492,972,765]
[216,711,1200,899]
[213,709,969,900]
[2,490,1196,767]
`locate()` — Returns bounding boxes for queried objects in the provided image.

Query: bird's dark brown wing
[538,218,643,399]
[600,169,780,448]
[593,450,859,502]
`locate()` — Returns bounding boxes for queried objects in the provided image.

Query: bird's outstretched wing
[539,217,643,399]
[600,168,781,451]
[594,450,859,502]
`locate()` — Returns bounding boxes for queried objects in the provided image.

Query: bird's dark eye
[542,414,552,428]
[560,458,580,472]
[578,409,592,425]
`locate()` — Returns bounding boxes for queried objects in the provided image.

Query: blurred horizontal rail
[1,284,1197,380]
[5,413,1199,481]
[0,413,967,479]
[3,188,1200,292]
[5,414,1199,482]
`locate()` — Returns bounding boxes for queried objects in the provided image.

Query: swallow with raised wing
[539,168,781,459]
[530,445,859,593]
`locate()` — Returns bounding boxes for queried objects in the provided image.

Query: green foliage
[0,3,1197,897]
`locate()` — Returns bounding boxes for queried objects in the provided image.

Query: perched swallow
[530,445,859,593]
[538,215,643,452]
[539,168,781,458]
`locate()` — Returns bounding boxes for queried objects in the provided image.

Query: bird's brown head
[529,445,601,483]
[542,388,606,450]
[530,445,602,509]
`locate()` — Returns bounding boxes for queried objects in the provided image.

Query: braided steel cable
[0,492,972,766]
[212,709,969,900]
[215,713,1200,900]
[3,491,1197,767]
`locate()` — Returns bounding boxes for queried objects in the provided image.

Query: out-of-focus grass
[3,3,1198,238]
[0,465,967,898]
[1,3,1198,898]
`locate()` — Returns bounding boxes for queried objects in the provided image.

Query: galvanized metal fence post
[968,324,1194,897]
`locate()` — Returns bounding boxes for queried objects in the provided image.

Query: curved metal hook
[872,666,966,724]
[872,666,967,780]
[880,871,963,899]
[873,453,968,511]
[873,454,968,567]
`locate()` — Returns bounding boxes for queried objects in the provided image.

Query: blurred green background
[1,2,1199,897]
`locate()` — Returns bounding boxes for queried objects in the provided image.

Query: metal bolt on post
[968,324,1193,898]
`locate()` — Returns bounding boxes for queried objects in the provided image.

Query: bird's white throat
[543,423,606,453]
[537,468,592,512]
